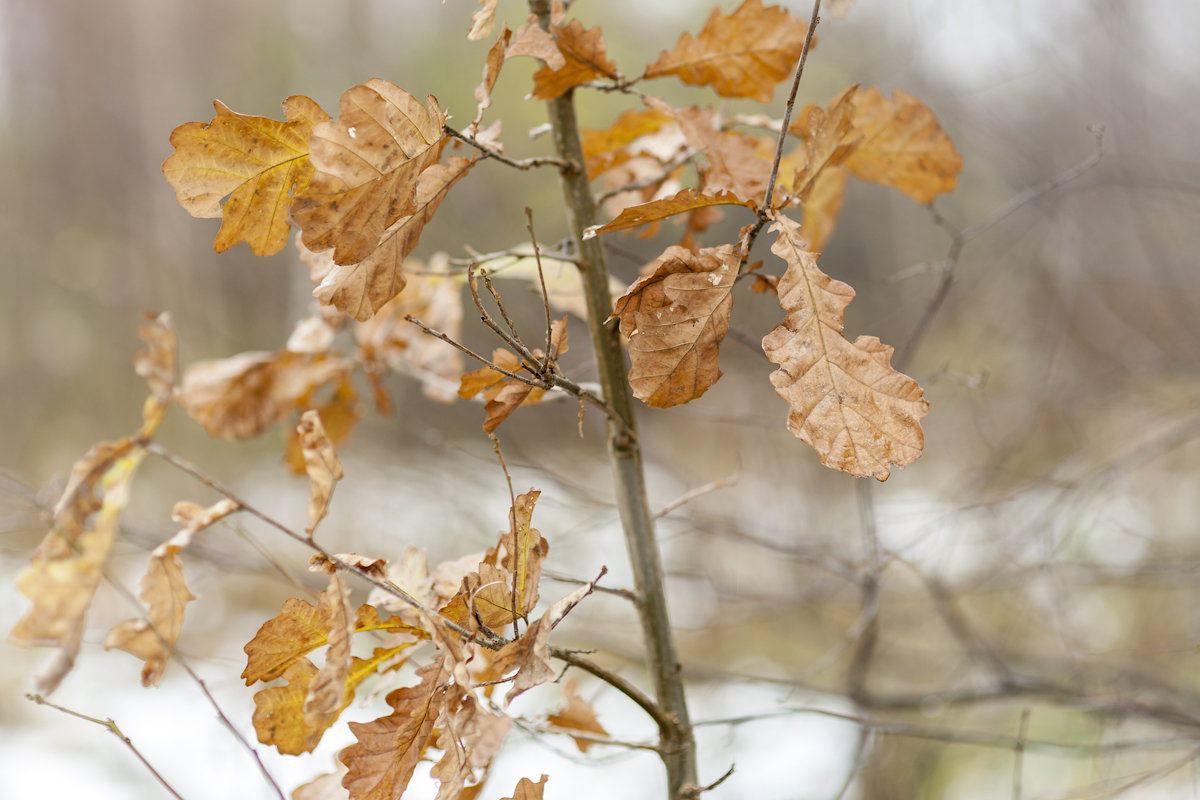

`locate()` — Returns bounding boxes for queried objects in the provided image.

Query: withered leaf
[284,377,362,476]
[473,25,512,127]
[660,101,773,203]
[303,574,354,732]
[501,776,548,800]
[135,311,177,405]
[306,156,475,322]
[180,350,350,440]
[844,87,963,203]
[494,582,592,705]
[432,694,511,800]
[162,95,329,256]
[440,562,517,633]
[467,0,500,40]
[547,679,608,752]
[798,165,849,252]
[781,85,861,200]
[761,214,929,479]
[505,16,566,71]
[531,20,618,100]
[610,245,738,408]
[581,108,673,179]
[585,188,752,239]
[293,80,447,267]
[340,660,448,800]
[10,443,145,693]
[298,410,345,536]
[501,489,549,618]
[643,0,814,103]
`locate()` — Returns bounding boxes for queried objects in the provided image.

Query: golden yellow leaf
[642,0,814,102]
[304,156,475,321]
[303,574,354,733]
[341,660,448,800]
[293,80,447,266]
[547,679,608,752]
[761,214,929,479]
[844,86,963,203]
[162,95,329,256]
[9,443,144,694]
[610,245,739,408]
[580,108,673,178]
[180,350,350,439]
[297,410,345,536]
[531,20,618,100]
[799,165,849,252]
[584,188,752,238]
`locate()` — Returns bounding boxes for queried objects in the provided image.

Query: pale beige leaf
[658,101,772,203]
[340,660,448,800]
[761,214,929,479]
[135,311,177,402]
[294,80,446,266]
[293,762,350,800]
[501,776,548,800]
[298,410,345,535]
[610,245,738,407]
[547,679,608,752]
[467,0,500,40]
[505,16,566,71]
[485,245,625,320]
[642,0,813,102]
[167,497,240,552]
[303,574,354,731]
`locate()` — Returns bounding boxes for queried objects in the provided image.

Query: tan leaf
[547,679,608,752]
[284,377,362,476]
[494,583,591,705]
[10,445,145,693]
[585,188,752,239]
[135,311,177,403]
[844,86,963,203]
[505,16,566,71]
[432,694,511,800]
[167,497,240,551]
[242,598,420,685]
[782,86,861,200]
[642,0,814,102]
[761,214,929,479]
[353,255,465,402]
[303,574,354,732]
[610,245,738,407]
[292,762,350,800]
[458,349,549,433]
[293,80,446,266]
[307,156,475,322]
[440,563,517,634]
[252,645,405,755]
[473,25,512,127]
[501,776,548,800]
[297,410,345,535]
[162,95,329,255]
[660,102,773,203]
[467,0,500,40]
[367,546,436,619]
[531,20,618,100]
[500,490,548,618]
[180,350,350,439]
[581,108,675,179]
[799,166,849,251]
[340,660,449,800]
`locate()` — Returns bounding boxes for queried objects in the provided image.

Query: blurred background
[4,0,1200,798]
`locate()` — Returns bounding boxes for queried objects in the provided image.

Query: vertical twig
[524,206,556,372]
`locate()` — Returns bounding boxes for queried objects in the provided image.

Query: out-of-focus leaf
[467,0,500,40]
[501,776,548,800]
[297,410,345,536]
[531,20,618,100]
[547,679,608,752]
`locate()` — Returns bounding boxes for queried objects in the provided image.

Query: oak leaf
[135,311,177,408]
[493,582,592,705]
[304,156,475,321]
[440,563,518,634]
[180,350,350,439]
[340,660,448,800]
[298,410,345,535]
[581,108,674,179]
[162,95,329,256]
[284,376,362,475]
[798,166,849,251]
[781,85,861,200]
[761,214,928,479]
[432,694,511,800]
[9,443,145,693]
[303,574,354,734]
[531,20,618,100]
[643,0,814,103]
[843,86,963,203]
[502,776,548,800]
[547,679,608,752]
[610,244,738,408]
[473,25,512,128]
[661,102,773,203]
[500,490,549,618]
[293,80,447,267]
[585,188,752,239]
[505,16,566,71]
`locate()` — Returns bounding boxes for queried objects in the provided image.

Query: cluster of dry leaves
[11,2,961,798]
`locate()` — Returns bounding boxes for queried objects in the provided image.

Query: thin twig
[444,124,567,170]
[479,268,529,354]
[404,314,540,388]
[537,724,662,752]
[524,206,556,372]
[26,694,188,800]
[543,568,639,603]
[489,433,521,636]
[594,150,696,205]
[551,649,680,739]
[830,729,873,800]
[467,265,543,370]
[653,476,738,519]
[1012,708,1031,800]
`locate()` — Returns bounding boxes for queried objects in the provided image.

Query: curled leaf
[298,410,345,535]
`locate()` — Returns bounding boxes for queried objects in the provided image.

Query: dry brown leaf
[353,255,465,402]
[662,102,773,203]
[844,87,963,203]
[340,660,448,800]
[440,563,517,634]
[642,0,813,103]
[162,95,329,256]
[458,347,559,433]
[531,20,618,100]
[293,80,446,267]
[547,679,608,752]
[585,188,752,239]
[303,574,354,732]
[467,0,500,40]
[505,16,566,71]
[298,410,345,535]
[493,582,591,705]
[432,694,511,800]
[761,214,929,479]
[103,529,197,687]
[367,546,437,619]
[167,497,240,551]
[500,490,549,617]
[798,165,849,251]
[610,244,738,408]
[9,441,144,694]
[782,86,861,200]
[180,350,350,440]
[501,776,548,800]
[473,25,512,127]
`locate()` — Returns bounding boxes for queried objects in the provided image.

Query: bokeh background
[4,1,1200,798]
